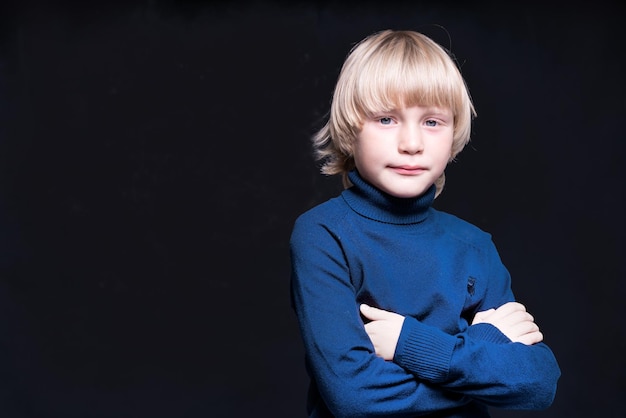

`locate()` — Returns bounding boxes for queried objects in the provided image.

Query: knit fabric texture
[290,170,560,418]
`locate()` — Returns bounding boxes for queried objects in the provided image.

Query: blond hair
[312,29,476,196]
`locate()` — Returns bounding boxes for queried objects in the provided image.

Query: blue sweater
[290,170,560,418]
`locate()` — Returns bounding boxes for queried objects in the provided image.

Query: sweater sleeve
[393,236,561,410]
[289,215,472,418]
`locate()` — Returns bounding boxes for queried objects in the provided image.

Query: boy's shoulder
[293,196,347,225]
[433,208,493,245]
[290,196,351,245]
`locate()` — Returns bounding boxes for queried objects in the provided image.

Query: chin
[386,189,424,199]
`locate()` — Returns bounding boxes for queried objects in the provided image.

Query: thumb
[360,304,390,320]
[472,308,496,325]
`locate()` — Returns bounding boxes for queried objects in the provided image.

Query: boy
[289,30,560,417]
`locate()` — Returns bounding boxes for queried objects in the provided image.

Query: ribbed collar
[341,170,435,225]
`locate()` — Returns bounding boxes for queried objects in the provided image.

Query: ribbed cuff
[394,317,456,383]
[467,323,511,344]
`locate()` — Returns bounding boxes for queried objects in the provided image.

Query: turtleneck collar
[341,170,435,225]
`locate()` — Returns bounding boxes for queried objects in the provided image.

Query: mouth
[390,165,426,175]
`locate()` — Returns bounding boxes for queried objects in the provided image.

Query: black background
[0,1,624,417]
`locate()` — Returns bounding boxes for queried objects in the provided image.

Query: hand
[472,302,543,345]
[360,304,405,360]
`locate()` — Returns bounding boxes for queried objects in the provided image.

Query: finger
[364,320,385,333]
[495,302,527,316]
[513,312,538,329]
[506,321,540,341]
[489,303,529,324]
[511,321,540,336]
[500,310,534,326]
[360,304,392,320]
[515,330,544,346]
[475,308,495,318]
[476,308,496,318]
[471,308,495,325]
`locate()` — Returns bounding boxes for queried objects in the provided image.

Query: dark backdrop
[0,1,624,417]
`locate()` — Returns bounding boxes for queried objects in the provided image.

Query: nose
[398,124,424,154]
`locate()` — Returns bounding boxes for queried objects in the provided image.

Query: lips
[390,165,426,175]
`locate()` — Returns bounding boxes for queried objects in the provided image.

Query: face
[353,105,454,198]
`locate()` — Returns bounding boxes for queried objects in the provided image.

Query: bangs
[352,37,466,118]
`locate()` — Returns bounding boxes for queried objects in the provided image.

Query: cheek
[352,148,366,171]
[352,138,366,161]
[432,142,454,168]
[352,148,378,176]
[354,142,380,165]
[440,137,454,158]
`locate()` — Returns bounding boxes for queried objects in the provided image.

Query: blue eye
[425,119,438,127]
[379,117,393,125]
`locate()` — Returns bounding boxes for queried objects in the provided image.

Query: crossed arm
[290,214,560,416]
[361,301,544,361]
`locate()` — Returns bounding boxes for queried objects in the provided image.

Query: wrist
[394,317,456,382]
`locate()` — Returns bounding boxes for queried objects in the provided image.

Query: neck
[341,170,435,225]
